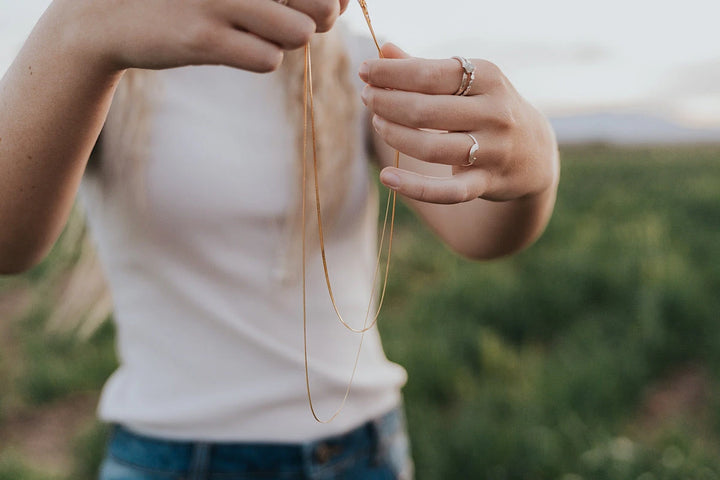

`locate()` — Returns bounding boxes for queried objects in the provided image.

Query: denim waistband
[105,406,406,479]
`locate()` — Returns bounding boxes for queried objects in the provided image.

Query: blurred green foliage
[380,144,720,479]
[16,318,116,406]
[1,144,720,479]
[0,452,57,480]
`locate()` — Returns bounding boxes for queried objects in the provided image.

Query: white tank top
[80,30,407,442]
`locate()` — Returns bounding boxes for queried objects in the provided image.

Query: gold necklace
[302,0,401,423]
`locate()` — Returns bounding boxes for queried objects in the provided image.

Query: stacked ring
[463,133,480,167]
[451,56,475,96]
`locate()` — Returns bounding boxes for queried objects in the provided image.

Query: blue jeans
[98,407,414,480]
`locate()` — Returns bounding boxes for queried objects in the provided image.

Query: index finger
[360,56,504,96]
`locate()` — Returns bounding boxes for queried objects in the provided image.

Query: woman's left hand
[359,44,559,205]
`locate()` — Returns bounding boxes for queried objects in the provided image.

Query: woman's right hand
[0,0,351,274]
[49,0,350,73]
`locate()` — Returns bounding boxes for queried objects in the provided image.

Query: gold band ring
[451,56,476,96]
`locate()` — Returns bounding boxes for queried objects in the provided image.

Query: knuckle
[486,141,511,170]
[407,99,434,128]
[455,183,469,203]
[416,182,430,202]
[488,100,517,131]
[374,117,391,138]
[187,23,220,56]
[418,66,443,92]
[313,1,340,32]
[285,18,315,49]
[461,182,477,202]
[255,48,284,73]
[497,108,517,131]
[477,60,505,88]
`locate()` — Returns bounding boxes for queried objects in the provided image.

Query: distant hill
[550,113,720,145]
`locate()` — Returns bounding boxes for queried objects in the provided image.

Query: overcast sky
[2,0,720,126]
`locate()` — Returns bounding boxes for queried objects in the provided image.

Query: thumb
[380,42,412,59]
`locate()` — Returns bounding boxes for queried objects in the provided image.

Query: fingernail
[371,115,384,131]
[358,61,369,82]
[381,171,400,190]
[361,85,370,105]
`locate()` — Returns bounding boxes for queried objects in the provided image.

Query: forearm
[0,6,122,273]
[401,158,558,260]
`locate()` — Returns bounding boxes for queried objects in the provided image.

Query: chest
[145,66,298,228]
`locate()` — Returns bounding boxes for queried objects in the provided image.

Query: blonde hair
[97,67,157,195]
[56,31,360,333]
[100,30,357,220]
[280,31,358,232]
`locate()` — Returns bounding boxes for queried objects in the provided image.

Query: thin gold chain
[302,0,400,423]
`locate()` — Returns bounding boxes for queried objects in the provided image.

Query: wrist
[37,0,126,77]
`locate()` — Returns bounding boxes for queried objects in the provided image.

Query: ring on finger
[451,56,475,96]
[463,133,480,167]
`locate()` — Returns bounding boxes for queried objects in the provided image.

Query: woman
[0,0,559,478]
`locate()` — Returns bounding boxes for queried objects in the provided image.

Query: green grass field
[1,144,720,479]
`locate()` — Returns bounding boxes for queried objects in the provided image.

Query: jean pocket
[375,410,415,480]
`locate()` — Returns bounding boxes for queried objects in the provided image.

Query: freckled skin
[0,0,350,273]
[0,0,558,272]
